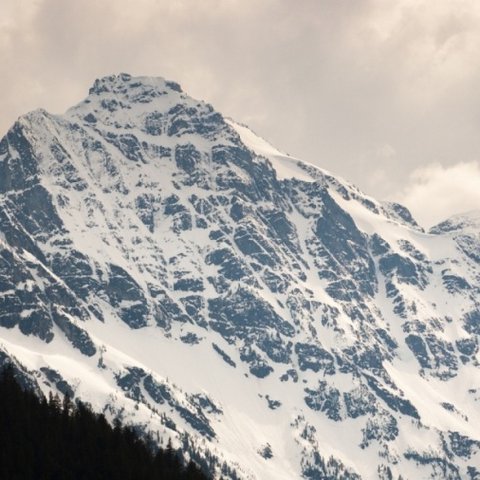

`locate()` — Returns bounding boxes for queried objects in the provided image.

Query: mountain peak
[2,73,480,480]
[430,209,480,234]
[65,73,192,130]
[88,73,182,97]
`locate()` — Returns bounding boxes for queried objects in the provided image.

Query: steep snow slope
[1,73,480,479]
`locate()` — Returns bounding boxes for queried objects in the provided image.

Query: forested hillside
[0,367,208,480]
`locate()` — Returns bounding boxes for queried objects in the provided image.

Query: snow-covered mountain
[1,73,480,479]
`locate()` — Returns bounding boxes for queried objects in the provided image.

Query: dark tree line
[0,367,208,480]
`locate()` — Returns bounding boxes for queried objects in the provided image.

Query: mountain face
[1,73,480,479]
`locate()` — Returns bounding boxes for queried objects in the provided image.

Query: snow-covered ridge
[430,210,480,234]
[0,74,480,479]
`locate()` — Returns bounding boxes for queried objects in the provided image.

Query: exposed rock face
[1,73,480,479]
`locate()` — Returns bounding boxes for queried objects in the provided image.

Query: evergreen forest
[0,367,208,480]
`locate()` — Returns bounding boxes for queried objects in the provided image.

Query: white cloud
[396,161,480,227]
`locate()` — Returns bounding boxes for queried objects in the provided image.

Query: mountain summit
[1,74,480,479]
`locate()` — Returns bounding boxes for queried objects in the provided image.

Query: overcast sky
[2,0,480,227]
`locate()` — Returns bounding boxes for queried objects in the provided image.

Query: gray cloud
[2,0,480,226]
